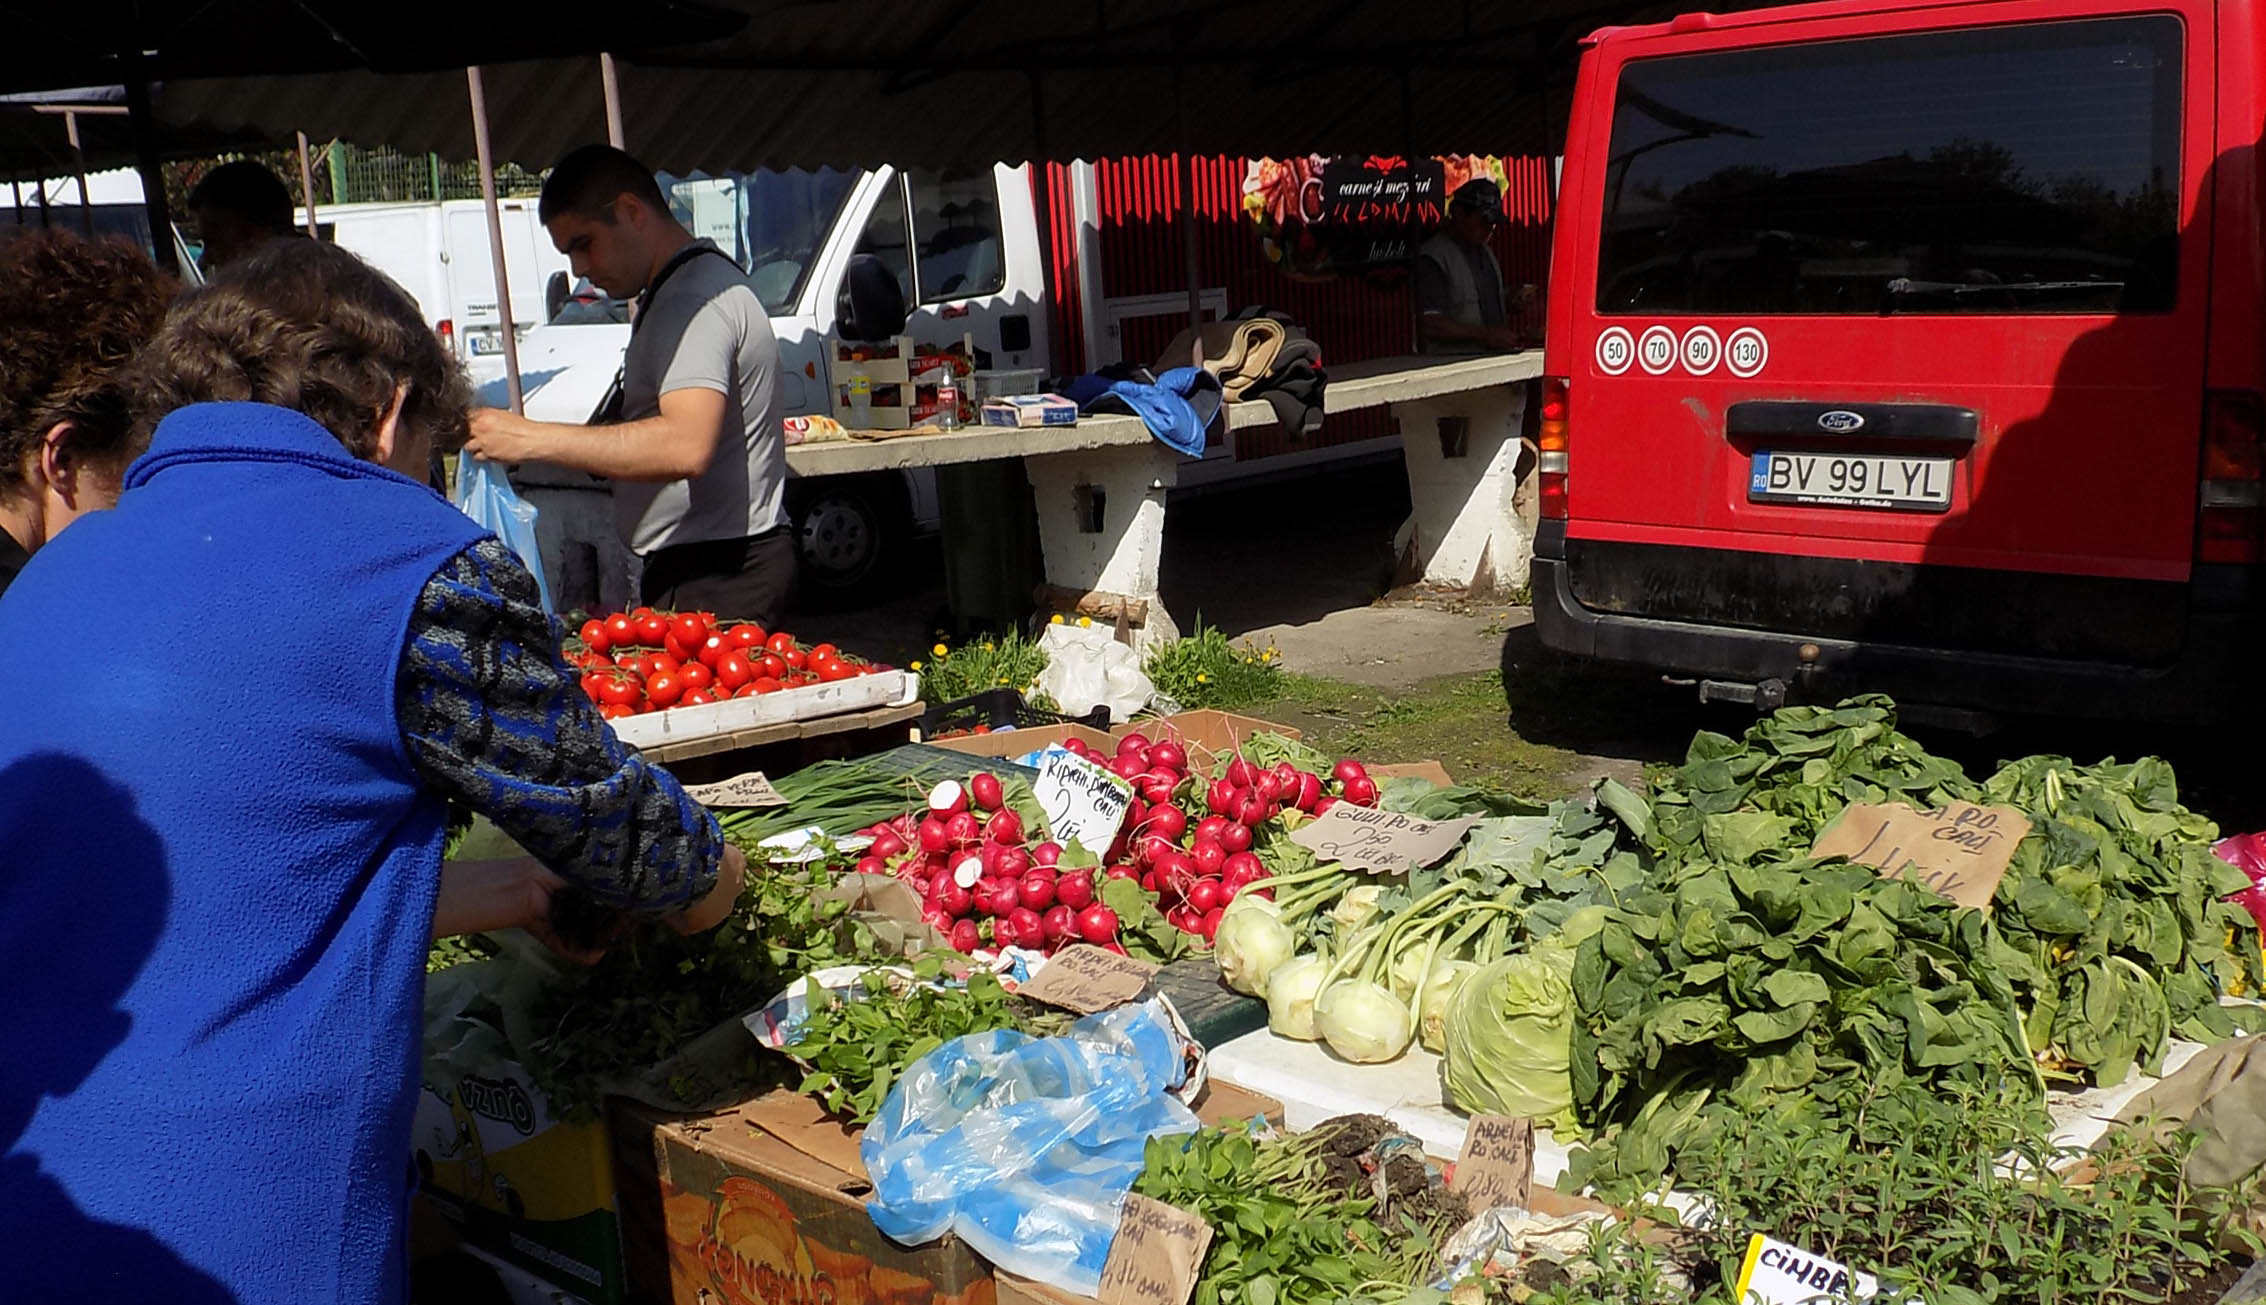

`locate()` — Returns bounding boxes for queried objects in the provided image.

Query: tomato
[636,613,670,646]
[758,653,787,679]
[809,642,839,662]
[765,631,797,655]
[578,619,612,654]
[671,612,709,649]
[734,682,765,698]
[728,623,766,649]
[604,613,637,646]
[715,652,754,690]
[820,659,857,683]
[751,676,784,694]
[645,671,684,709]
[673,687,710,706]
[629,605,656,622]
[783,648,808,671]
[676,661,712,692]
[598,703,632,720]
[697,633,732,668]
[594,669,644,708]
[579,672,604,700]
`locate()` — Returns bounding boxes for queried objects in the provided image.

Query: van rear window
[1596,17,2182,316]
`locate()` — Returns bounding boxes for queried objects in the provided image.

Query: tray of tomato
[565,607,917,747]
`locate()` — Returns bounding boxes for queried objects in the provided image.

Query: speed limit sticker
[1726,327,1769,378]
[1595,327,1635,375]
[1638,326,1677,375]
[1681,326,1723,376]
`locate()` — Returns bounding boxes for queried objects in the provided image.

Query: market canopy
[142,0,1716,174]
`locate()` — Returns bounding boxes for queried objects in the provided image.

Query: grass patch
[915,630,1050,705]
[1237,669,1583,800]
[1143,618,1284,710]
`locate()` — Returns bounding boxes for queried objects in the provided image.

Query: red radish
[1140,870,1161,895]
[969,880,998,916]
[1079,905,1121,943]
[1219,822,1254,853]
[954,855,985,888]
[1062,738,1088,758]
[1043,904,1075,943]
[929,779,970,815]
[1143,804,1188,842]
[1248,886,1274,901]
[1190,839,1226,877]
[1110,754,1145,782]
[1332,758,1368,786]
[1104,863,1140,882]
[945,811,982,846]
[918,818,951,854]
[993,879,1024,913]
[937,880,973,917]
[1226,756,1260,789]
[1194,816,1229,845]
[1342,776,1379,807]
[1200,907,1224,941]
[1254,774,1282,807]
[1141,779,1177,806]
[1008,906,1045,944]
[871,831,908,860]
[988,809,1026,845]
[1150,741,1187,773]
[1293,772,1324,812]
[911,874,933,897]
[1222,851,1266,886]
[1033,841,1063,867]
[922,906,955,934]
[1106,832,1130,864]
[1207,779,1237,816]
[993,915,1022,949]
[1270,761,1300,789]
[969,772,1005,812]
[1167,905,1196,932]
[996,847,1031,880]
[1188,878,1225,914]
[1232,791,1269,828]
[1019,872,1057,911]
[855,855,887,876]
[950,919,981,951]
[1315,797,1339,816]
[1057,872,1096,909]
[1118,732,1151,755]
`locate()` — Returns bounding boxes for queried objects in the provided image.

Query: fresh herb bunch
[1142,618,1283,711]
[784,955,1069,1123]
[916,629,1052,706]
[710,759,936,850]
[524,857,879,1118]
[1131,1116,1463,1305]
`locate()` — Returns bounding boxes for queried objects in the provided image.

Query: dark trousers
[638,526,798,629]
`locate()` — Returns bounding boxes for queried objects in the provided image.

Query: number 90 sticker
[1726,327,1769,378]
[1681,326,1722,376]
[1594,326,1634,375]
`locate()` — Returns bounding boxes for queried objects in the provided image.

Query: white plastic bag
[1033,622,1153,723]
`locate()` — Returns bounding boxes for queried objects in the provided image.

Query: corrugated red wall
[1042,154,1554,460]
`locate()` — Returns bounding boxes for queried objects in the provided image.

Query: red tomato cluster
[566,607,886,719]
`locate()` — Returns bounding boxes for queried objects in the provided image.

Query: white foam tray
[608,669,918,751]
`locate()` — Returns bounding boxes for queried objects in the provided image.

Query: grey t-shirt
[614,243,785,554]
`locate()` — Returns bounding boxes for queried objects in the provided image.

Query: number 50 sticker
[1594,327,1635,375]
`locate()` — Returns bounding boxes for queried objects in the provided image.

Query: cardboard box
[1114,710,1303,775]
[980,395,1079,428]
[413,1060,628,1303]
[615,1082,1282,1305]
[923,722,1117,761]
[828,334,918,385]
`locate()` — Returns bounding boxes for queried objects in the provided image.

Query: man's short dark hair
[186,160,295,232]
[539,145,670,225]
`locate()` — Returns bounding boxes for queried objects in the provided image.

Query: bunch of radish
[852,774,1122,956]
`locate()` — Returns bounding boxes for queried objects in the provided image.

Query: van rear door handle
[1726,401,1978,445]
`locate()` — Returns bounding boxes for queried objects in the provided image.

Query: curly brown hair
[0,229,175,494]
[132,239,471,461]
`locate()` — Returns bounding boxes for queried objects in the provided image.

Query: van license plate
[468,333,504,355]
[1749,451,1952,512]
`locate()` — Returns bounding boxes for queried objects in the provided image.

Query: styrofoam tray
[608,669,918,750]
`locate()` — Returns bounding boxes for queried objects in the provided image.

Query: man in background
[1417,177,1528,354]
[463,144,795,626]
[187,160,298,272]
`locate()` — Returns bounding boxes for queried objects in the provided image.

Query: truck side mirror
[545,271,571,322]
[837,252,909,342]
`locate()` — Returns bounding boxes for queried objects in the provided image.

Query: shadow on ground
[1159,456,1408,639]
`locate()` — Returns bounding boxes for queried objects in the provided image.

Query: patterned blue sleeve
[397,537,722,917]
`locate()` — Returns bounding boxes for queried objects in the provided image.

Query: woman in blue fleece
[0,239,748,1302]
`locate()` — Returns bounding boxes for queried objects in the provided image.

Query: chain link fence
[163,141,544,227]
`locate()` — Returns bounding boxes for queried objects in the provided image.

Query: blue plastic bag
[860,1000,1201,1294]
[455,451,554,611]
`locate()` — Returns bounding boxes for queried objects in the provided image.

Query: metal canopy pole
[63,110,94,234]
[600,53,627,149]
[466,66,525,414]
[123,74,178,274]
[295,131,320,237]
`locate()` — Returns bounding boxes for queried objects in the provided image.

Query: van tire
[787,472,908,606]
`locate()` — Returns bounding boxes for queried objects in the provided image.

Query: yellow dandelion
[1197,673,1210,683]
[998,676,1011,684]
[932,642,949,657]
[1050,613,1065,624]
[1078,616,1093,628]
[983,642,996,652]
[910,660,923,671]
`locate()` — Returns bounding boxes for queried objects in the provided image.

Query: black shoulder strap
[633,243,735,333]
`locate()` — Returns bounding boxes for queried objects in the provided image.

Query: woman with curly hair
[0,229,175,593]
[0,238,745,1303]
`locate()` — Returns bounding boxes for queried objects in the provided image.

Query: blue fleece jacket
[0,403,489,1302]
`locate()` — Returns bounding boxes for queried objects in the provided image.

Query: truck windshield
[661,167,858,315]
[1595,16,2183,316]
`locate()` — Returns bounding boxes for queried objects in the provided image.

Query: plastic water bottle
[936,373,962,431]
[846,372,873,428]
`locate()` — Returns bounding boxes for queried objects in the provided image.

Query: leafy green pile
[784,956,1070,1122]
[1131,1116,1466,1305]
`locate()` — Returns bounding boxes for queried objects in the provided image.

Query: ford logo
[1818,410,1866,433]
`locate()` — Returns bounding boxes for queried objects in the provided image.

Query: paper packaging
[923,723,1119,761]
[980,395,1080,428]
[614,1081,1284,1305]
[1112,710,1304,776]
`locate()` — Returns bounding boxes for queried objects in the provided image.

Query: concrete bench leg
[1390,383,1535,596]
[1024,441,1182,655]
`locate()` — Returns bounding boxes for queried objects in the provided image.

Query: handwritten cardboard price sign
[1811,801,2031,910]
[1288,804,1477,876]
[1735,1234,1900,1305]
[1036,750,1135,858]
[1450,1114,1535,1212]
[1097,1193,1214,1305]
[1019,944,1161,1014]
[681,771,789,808]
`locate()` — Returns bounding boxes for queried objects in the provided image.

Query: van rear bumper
[1530,530,2252,722]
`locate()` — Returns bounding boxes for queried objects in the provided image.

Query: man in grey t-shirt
[466,145,795,626]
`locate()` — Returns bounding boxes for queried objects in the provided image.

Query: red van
[1532,0,2263,718]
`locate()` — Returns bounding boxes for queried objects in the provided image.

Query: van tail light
[437,319,456,354]
[1537,376,1570,521]
[2199,390,2264,564]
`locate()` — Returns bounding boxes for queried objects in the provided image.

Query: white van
[309,198,570,364]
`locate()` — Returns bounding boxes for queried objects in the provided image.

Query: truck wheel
[788,474,905,604]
